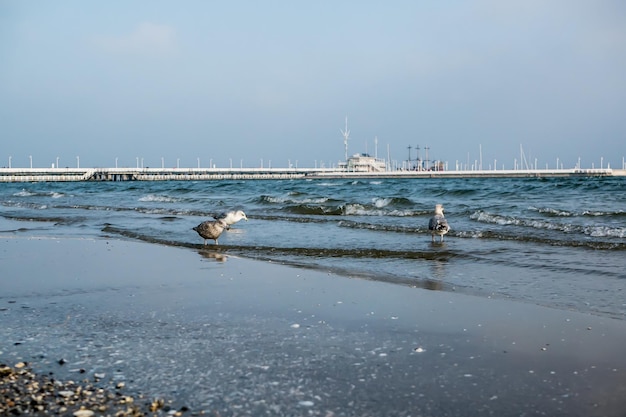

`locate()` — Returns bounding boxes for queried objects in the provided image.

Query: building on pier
[338,153,387,172]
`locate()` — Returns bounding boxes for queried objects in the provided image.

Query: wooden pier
[0,167,316,182]
[0,167,623,183]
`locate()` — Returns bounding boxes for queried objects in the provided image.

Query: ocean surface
[1,176,625,319]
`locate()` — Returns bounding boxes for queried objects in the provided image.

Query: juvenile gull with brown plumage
[428,204,450,242]
[193,219,229,245]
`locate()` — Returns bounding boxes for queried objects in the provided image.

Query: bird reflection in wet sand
[197,249,227,262]
[428,204,450,243]
[422,279,443,291]
[193,219,228,245]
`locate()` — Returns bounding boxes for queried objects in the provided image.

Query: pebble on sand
[0,362,185,416]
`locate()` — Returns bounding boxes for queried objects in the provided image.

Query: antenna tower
[416,145,420,169]
[340,116,350,162]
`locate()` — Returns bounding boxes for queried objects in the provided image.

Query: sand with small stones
[2,237,626,416]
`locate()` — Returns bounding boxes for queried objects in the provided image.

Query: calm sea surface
[1,177,625,319]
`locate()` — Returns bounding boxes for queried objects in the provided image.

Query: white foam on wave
[138,194,179,203]
[455,230,484,238]
[344,203,367,215]
[581,210,610,217]
[13,190,63,198]
[531,206,573,217]
[584,225,626,238]
[263,195,329,205]
[298,197,330,204]
[388,209,416,217]
[373,197,392,208]
[14,190,36,197]
[261,195,283,204]
[344,203,414,217]
[470,210,626,237]
[2,201,48,210]
[532,206,621,218]
[471,210,567,231]
[470,211,516,225]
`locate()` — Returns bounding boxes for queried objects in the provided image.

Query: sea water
[1,176,624,319]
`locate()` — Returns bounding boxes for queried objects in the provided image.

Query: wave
[336,219,625,248]
[2,213,87,225]
[471,210,539,227]
[434,188,479,197]
[462,230,625,249]
[530,206,625,218]
[257,194,346,215]
[470,210,625,239]
[470,210,580,231]
[22,202,218,219]
[257,194,337,205]
[283,204,342,215]
[258,194,419,217]
[372,197,413,208]
[531,207,574,217]
[12,189,65,199]
[338,220,419,234]
[251,214,332,224]
[342,203,417,217]
[138,194,180,203]
[13,189,36,197]
[583,225,626,239]
[1,201,49,210]
[314,181,342,187]
[581,210,626,218]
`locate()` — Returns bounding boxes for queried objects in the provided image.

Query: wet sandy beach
[2,236,626,416]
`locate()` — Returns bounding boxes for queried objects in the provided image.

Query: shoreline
[2,236,626,416]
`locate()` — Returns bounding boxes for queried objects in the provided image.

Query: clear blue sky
[1,1,625,169]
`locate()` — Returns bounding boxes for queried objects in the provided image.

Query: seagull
[193,219,229,245]
[428,204,450,242]
[213,210,248,227]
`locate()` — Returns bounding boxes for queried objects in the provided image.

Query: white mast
[520,144,530,170]
[340,116,350,162]
[374,136,378,159]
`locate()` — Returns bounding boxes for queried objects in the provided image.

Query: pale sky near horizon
[1,1,625,170]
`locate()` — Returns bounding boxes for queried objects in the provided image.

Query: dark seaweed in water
[1,177,625,319]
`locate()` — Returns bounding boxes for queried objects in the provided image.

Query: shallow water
[1,177,625,318]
